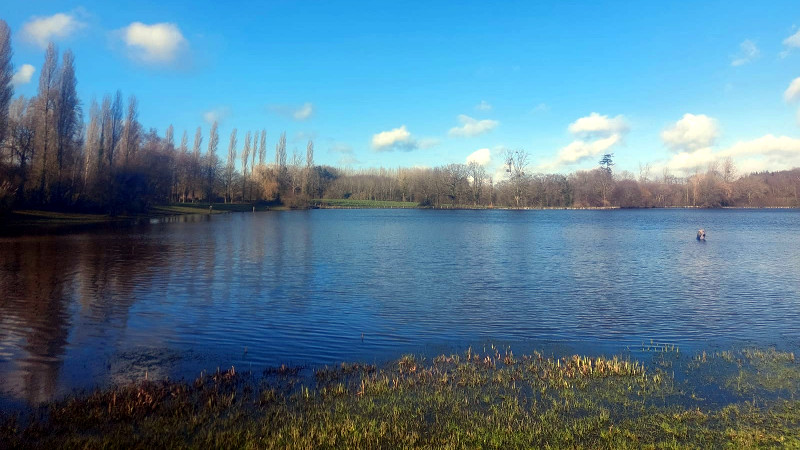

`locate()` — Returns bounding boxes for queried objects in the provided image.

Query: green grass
[3,209,116,224]
[161,203,273,213]
[314,199,420,208]
[2,347,800,448]
[1,204,268,230]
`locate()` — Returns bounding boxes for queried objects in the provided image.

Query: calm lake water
[1,209,799,404]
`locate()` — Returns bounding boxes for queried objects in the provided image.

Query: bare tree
[275,131,287,195]
[0,20,12,149]
[34,43,59,202]
[82,98,100,193]
[164,124,174,150]
[191,127,202,200]
[289,149,302,197]
[258,129,266,166]
[192,127,203,156]
[108,90,123,168]
[53,49,81,204]
[467,161,486,206]
[225,128,237,203]
[120,95,140,167]
[241,130,251,201]
[504,149,529,208]
[8,97,35,200]
[250,130,257,182]
[98,95,111,176]
[443,163,468,205]
[205,121,219,202]
[304,139,315,197]
[179,131,188,153]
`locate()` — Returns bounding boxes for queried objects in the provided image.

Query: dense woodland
[1,25,799,216]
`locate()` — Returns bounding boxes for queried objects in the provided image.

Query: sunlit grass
[2,346,800,448]
[162,203,272,213]
[313,198,419,208]
[5,209,114,223]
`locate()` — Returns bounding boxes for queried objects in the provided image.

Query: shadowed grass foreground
[2,347,800,448]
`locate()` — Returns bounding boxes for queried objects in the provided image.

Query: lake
[1,209,799,404]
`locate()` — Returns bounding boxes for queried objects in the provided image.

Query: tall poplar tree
[0,20,13,149]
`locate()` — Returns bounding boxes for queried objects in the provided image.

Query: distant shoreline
[2,203,798,235]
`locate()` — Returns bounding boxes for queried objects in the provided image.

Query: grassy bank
[0,203,274,234]
[314,199,420,208]
[2,347,799,448]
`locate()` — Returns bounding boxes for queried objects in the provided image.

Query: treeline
[1,25,799,215]
[320,157,800,208]
[0,27,321,214]
[315,134,800,210]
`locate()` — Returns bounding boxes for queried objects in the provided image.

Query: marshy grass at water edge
[2,347,800,448]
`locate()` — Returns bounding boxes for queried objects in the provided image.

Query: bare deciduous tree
[191,127,202,200]
[467,161,485,206]
[225,128,237,203]
[275,131,287,195]
[241,131,251,201]
[120,95,140,168]
[304,139,315,196]
[179,131,188,153]
[205,121,219,202]
[82,98,100,193]
[0,20,13,149]
[504,149,529,208]
[35,43,59,202]
[108,90,123,168]
[53,49,81,203]
[8,97,35,200]
[258,129,266,166]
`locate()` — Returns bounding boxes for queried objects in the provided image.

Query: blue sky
[4,1,800,177]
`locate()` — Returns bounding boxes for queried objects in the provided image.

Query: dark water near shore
[1,209,799,404]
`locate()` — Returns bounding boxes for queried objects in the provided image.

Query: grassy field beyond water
[2,346,799,448]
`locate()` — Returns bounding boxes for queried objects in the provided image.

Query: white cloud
[567,112,628,138]
[268,103,315,121]
[22,13,85,48]
[417,137,441,149]
[466,148,491,166]
[371,125,417,152]
[293,102,314,120]
[448,114,499,137]
[782,29,800,57]
[785,30,800,48]
[329,142,353,154]
[11,64,35,87]
[731,39,760,66]
[666,134,800,173]
[329,142,359,165]
[475,100,492,111]
[121,22,187,64]
[337,154,361,166]
[547,134,622,169]
[661,113,719,152]
[203,107,231,125]
[531,103,549,114]
[720,134,800,158]
[666,148,718,172]
[784,77,800,103]
[539,113,629,169]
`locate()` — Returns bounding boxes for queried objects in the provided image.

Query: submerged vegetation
[2,347,799,448]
